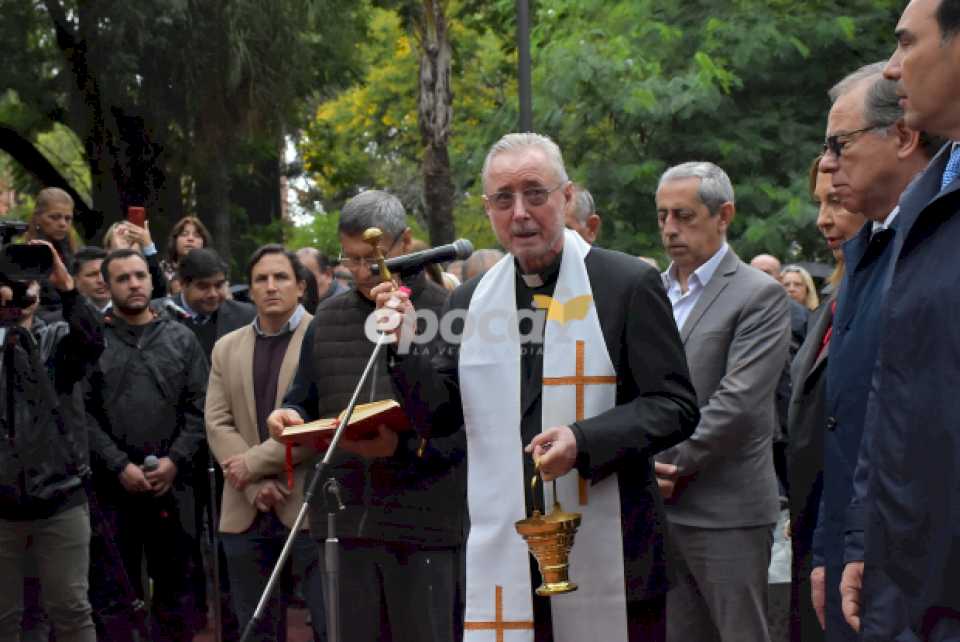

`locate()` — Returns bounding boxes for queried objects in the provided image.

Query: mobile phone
[127,206,146,228]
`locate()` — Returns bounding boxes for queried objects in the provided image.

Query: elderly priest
[374,132,700,642]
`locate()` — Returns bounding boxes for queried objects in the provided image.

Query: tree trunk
[196,148,232,263]
[417,0,456,246]
[423,143,456,244]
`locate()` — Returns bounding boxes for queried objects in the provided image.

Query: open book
[279,399,411,447]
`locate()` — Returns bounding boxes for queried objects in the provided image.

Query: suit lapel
[680,249,737,344]
[237,327,258,434]
[898,144,954,256]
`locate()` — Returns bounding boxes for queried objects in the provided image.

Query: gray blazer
[656,248,789,529]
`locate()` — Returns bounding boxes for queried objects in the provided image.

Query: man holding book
[267,191,466,642]
[372,133,700,642]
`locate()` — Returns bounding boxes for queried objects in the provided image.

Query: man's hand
[811,565,826,630]
[222,454,252,490]
[119,463,152,494]
[29,240,73,292]
[340,424,399,459]
[526,426,577,482]
[654,461,679,499]
[144,457,178,496]
[267,408,303,441]
[371,282,416,345]
[840,561,864,632]
[254,480,291,512]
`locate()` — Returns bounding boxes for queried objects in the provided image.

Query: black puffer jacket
[284,272,467,547]
[0,289,104,520]
[87,312,208,481]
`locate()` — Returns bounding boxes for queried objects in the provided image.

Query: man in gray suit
[654,161,790,642]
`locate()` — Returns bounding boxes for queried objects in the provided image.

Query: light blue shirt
[253,304,307,337]
[662,242,729,331]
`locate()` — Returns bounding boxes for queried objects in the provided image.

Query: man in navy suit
[839,1,960,639]
[811,60,939,641]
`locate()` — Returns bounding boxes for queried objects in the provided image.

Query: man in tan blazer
[654,162,790,642]
[205,244,324,642]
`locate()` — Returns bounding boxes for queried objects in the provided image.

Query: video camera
[0,221,54,325]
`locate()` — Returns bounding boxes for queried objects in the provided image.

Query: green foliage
[0,0,367,260]
[300,0,903,263]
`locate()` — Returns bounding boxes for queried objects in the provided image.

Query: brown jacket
[205,313,313,534]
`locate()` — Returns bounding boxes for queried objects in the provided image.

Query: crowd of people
[2,0,960,641]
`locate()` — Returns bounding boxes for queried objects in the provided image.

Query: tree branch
[0,125,102,239]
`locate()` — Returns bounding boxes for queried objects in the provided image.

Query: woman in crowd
[786,156,865,642]
[103,219,168,298]
[161,216,211,296]
[23,187,79,321]
[782,264,820,311]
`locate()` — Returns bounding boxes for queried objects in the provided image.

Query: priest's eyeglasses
[337,229,406,269]
[484,183,565,211]
[822,125,887,158]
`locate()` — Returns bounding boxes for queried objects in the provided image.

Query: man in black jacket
[88,248,208,642]
[164,247,255,639]
[0,240,103,642]
[268,190,466,642]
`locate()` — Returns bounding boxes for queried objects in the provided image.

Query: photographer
[0,239,104,642]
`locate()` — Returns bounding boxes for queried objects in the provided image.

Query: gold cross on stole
[464,585,535,641]
[542,340,617,505]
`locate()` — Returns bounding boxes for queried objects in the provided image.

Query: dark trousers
[666,523,774,642]
[222,512,325,642]
[319,539,460,642]
[103,492,198,642]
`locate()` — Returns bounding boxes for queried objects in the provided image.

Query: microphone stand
[239,227,399,642]
[238,332,391,642]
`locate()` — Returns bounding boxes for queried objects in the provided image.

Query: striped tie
[942,144,960,192]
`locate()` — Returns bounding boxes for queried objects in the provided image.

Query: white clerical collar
[520,272,544,287]
[662,242,729,293]
[516,253,562,288]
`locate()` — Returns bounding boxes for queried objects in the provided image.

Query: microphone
[142,455,160,472]
[162,298,191,320]
[371,239,474,276]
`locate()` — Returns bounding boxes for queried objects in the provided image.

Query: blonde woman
[23,187,79,320]
[781,265,819,311]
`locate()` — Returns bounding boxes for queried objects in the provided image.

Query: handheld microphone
[371,239,474,276]
[162,298,191,320]
[142,455,160,472]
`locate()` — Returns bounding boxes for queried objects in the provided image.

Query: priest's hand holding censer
[515,438,584,596]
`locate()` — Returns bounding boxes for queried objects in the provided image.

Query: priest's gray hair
[657,161,735,216]
[481,133,569,190]
[569,185,596,223]
[338,190,407,239]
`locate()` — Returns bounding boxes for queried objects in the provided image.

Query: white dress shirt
[662,242,729,330]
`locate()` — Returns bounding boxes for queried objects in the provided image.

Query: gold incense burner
[515,471,582,596]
